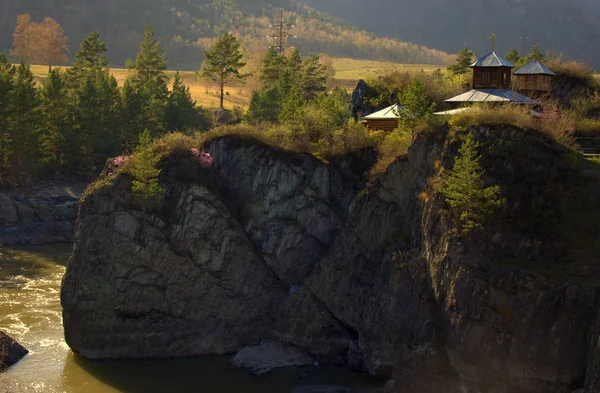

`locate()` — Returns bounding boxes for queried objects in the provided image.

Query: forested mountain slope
[304,0,600,69]
[0,0,452,69]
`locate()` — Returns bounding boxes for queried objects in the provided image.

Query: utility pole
[266,8,296,53]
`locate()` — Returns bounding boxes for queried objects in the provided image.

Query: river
[0,244,383,393]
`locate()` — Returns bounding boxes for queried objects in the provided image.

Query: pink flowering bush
[113,156,129,168]
[191,148,214,169]
[108,156,130,176]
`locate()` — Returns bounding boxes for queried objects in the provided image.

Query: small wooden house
[513,60,555,97]
[362,104,405,131]
[471,51,515,89]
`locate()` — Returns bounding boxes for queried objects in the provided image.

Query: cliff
[0,182,83,245]
[61,127,600,393]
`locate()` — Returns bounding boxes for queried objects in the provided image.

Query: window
[503,72,508,87]
[482,72,490,85]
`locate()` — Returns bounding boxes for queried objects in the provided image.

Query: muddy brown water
[0,244,384,393]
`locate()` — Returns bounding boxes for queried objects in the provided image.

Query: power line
[266,8,296,53]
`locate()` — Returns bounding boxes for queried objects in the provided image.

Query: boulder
[0,331,28,370]
[232,341,313,376]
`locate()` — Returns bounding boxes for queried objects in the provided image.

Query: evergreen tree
[0,55,15,184]
[128,26,168,88]
[40,69,77,170]
[300,54,327,102]
[246,87,281,123]
[202,32,247,109]
[448,47,474,75]
[75,69,121,177]
[521,43,545,65]
[126,25,170,138]
[440,132,505,233]
[9,62,42,185]
[121,80,145,152]
[505,48,520,65]
[166,72,210,132]
[131,129,164,216]
[287,48,303,86]
[279,87,306,133]
[74,32,109,69]
[401,80,436,121]
[260,47,284,90]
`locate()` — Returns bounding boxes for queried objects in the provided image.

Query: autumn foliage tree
[10,14,69,72]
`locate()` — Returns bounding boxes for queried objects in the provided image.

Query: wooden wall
[472,67,512,89]
[363,119,399,131]
[513,75,552,93]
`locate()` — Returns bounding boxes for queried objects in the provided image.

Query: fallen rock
[0,331,28,370]
[232,341,313,376]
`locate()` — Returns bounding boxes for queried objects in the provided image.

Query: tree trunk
[220,80,224,109]
[48,64,52,73]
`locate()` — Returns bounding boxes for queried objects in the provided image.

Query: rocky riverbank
[61,128,600,393]
[0,182,84,246]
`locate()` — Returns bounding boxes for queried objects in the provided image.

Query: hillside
[0,0,452,70]
[304,0,600,69]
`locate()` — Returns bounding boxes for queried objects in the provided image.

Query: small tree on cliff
[202,33,247,109]
[131,130,164,216]
[440,132,505,233]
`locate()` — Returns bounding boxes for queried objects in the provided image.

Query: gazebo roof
[445,89,535,104]
[514,60,556,76]
[363,104,406,120]
[470,52,516,68]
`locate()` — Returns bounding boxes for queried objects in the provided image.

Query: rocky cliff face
[61,129,600,393]
[0,182,83,245]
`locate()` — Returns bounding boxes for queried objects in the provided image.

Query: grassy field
[28,58,446,110]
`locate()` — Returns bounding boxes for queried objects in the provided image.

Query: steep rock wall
[61,130,600,393]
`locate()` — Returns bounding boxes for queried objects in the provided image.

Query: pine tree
[448,47,474,75]
[74,32,109,69]
[128,26,169,89]
[401,80,436,121]
[75,69,121,177]
[440,132,505,233]
[287,48,303,86]
[505,49,520,65]
[131,129,164,216]
[279,87,306,133]
[202,32,247,109]
[9,62,42,185]
[300,54,327,102]
[166,72,208,131]
[40,69,77,170]
[121,80,145,152]
[246,87,282,123]
[0,55,15,184]
[260,47,284,90]
[126,25,169,137]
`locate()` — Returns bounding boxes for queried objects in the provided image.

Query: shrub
[448,104,576,147]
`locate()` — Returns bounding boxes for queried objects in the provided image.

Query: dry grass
[449,104,577,147]
[26,57,445,110]
[330,58,441,81]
